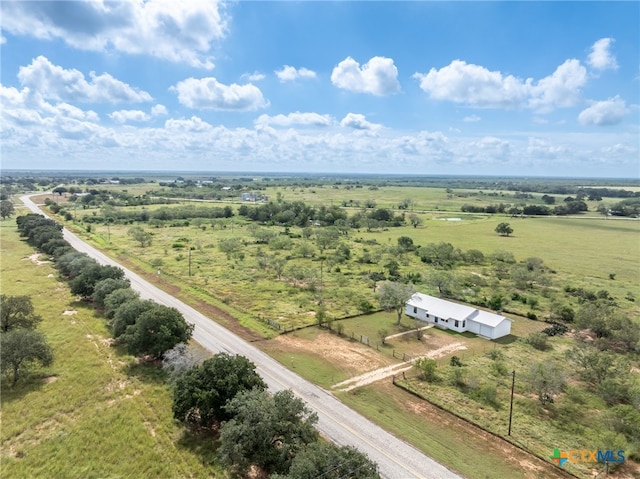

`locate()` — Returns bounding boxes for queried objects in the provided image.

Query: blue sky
[1,1,638,177]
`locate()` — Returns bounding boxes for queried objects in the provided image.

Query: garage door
[479,325,492,338]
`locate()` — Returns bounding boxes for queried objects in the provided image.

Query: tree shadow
[175,427,222,466]
[0,372,48,403]
[122,356,168,384]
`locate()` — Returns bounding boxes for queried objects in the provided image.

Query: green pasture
[396,335,639,479]
[51,191,640,339]
[336,383,569,479]
[0,222,224,478]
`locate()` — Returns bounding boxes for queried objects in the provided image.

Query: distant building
[241,192,268,202]
[405,293,512,340]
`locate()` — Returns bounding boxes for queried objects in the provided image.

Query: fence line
[392,378,580,479]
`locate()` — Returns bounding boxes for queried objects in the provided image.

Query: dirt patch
[42,376,58,384]
[62,310,77,316]
[271,332,394,376]
[333,342,467,391]
[24,253,51,266]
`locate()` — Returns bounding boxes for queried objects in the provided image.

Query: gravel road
[21,194,462,479]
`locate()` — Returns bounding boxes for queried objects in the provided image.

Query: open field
[53,198,639,334]
[0,222,222,479]
[7,177,639,479]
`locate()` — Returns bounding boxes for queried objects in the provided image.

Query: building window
[434,317,438,323]
[454,320,459,328]
[413,306,417,314]
[462,321,466,328]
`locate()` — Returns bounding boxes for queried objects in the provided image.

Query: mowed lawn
[0,222,224,479]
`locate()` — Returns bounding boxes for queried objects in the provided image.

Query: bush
[415,358,438,382]
[487,349,504,361]
[470,384,500,409]
[526,331,549,351]
[491,361,508,376]
[542,323,568,336]
[450,367,467,388]
[357,299,375,314]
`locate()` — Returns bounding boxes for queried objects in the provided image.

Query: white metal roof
[407,293,511,328]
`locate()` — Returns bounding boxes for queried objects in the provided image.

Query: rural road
[21,194,462,479]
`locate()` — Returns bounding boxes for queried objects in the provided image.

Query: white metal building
[405,293,512,340]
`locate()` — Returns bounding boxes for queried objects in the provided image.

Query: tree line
[166,352,379,478]
[15,214,193,360]
[13,213,380,476]
[461,199,589,216]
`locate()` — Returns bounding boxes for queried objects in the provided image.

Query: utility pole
[508,370,515,436]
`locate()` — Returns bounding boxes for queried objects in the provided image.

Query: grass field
[336,382,572,479]
[57,202,639,337]
[0,222,223,479]
[12,184,639,479]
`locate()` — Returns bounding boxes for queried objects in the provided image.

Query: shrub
[491,361,508,377]
[450,367,467,388]
[357,299,375,314]
[470,384,500,409]
[487,349,504,361]
[542,323,568,336]
[415,358,438,382]
[526,331,549,351]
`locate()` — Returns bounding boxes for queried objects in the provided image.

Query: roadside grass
[261,342,352,388]
[0,222,225,478]
[335,382,569,479]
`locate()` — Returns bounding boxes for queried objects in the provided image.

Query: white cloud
[331,56,400,96]
[151,104,168,116]
[0,34,6,44]
[255,112,332,128]
[578,96,628,126]
[463,115,481,122]
[164,116,215,133]
[340,113,382,131]
[1,84,99,122]
[275,66,317,82]
[242,71,266,82]
[171,77,268,111]
[0,0,227,69]
[528,59,587,113]
[414,58,587,113]
[413,60,530,108]
[17,56,152,104]
[527,137,567,159]
[587,38,618,71]
[109,109,150,123]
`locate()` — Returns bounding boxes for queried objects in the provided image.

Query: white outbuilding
[405,293,512,340]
